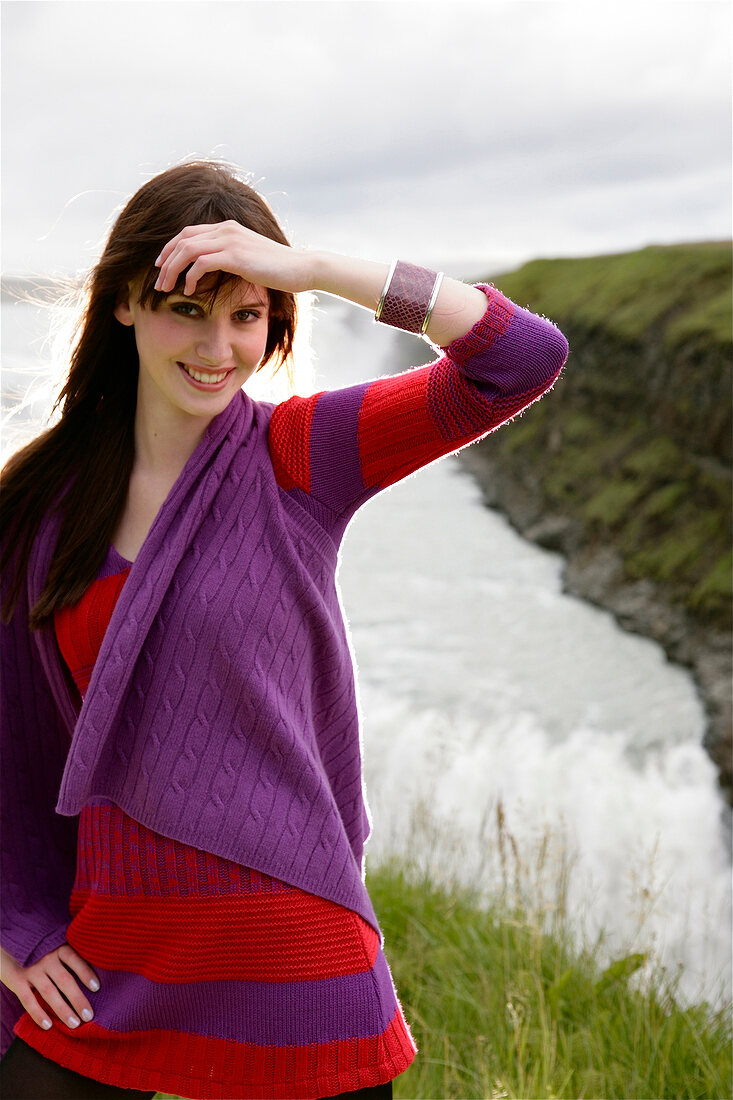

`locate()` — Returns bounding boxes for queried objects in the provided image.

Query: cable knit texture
[1,284,569,1090]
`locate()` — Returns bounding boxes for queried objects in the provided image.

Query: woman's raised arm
[153,221,489,346]
[154,219,570,536]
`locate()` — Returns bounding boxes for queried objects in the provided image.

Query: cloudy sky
[1,0,731,281]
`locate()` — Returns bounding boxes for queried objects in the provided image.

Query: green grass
[367,858,731,1099]
[153,803,732,1100]
[491,241,732,350]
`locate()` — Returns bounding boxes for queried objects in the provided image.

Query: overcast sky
[1,0,731,280]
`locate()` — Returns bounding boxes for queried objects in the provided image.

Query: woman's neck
[132,385,211,481]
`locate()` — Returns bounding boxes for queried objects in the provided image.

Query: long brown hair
[0,160,298,629]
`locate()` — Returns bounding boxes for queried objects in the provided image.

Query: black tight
[0,1036,156,1097]
[0,1035,394,1099]
[325,1083,393,1099]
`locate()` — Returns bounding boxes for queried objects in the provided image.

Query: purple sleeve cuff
[441,283,569,396]
[1,905,71,969]
[23,924,71,969]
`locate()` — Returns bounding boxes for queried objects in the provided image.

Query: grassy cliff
[481,241,731,627]
[451,241,732,798]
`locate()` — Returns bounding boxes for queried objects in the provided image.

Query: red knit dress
[12,544,416,1098]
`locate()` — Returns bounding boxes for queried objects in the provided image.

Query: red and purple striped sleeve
[268,283,568,532]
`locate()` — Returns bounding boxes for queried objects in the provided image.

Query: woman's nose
[196,321,234,366]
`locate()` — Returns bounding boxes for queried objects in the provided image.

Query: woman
[0,160,569,1099]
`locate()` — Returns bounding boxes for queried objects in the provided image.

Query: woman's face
[114,275,270,422]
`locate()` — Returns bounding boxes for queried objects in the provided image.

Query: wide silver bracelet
[375,259,444,336]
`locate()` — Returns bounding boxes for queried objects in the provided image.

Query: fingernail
[82,1008,93,1021]
[42,1018,52,1029]
[68,1015,80,1028]
[155,254,162,265]
[89,978,99,991]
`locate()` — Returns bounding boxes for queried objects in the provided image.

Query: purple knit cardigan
[1,287,569,1054]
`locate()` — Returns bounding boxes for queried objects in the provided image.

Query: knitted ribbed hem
[13,1002,417,1099]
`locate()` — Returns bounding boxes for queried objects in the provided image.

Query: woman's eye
[235,310,259,322]
[171,302,201,317]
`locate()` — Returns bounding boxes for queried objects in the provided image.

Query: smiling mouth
[178,362,232,385]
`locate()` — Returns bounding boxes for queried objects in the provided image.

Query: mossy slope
[477,241,732,631]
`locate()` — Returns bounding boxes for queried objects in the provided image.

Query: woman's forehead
[197,273,267,302]
[174,274,269,310]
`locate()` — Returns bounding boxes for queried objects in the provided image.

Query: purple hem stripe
[80,949,398,1046]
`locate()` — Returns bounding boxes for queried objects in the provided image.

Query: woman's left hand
[154,221,314,297]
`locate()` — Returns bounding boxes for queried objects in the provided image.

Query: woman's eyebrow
[169,291,267,309]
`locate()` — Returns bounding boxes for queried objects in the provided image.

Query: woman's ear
[113,284,135,327]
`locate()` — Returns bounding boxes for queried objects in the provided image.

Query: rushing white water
[2,291,731,1013]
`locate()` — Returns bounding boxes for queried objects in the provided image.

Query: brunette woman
[0,160,569,1099]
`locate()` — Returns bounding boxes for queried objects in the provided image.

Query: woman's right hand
[0,943,99,1031]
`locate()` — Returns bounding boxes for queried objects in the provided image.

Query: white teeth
[182,364,228,384]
